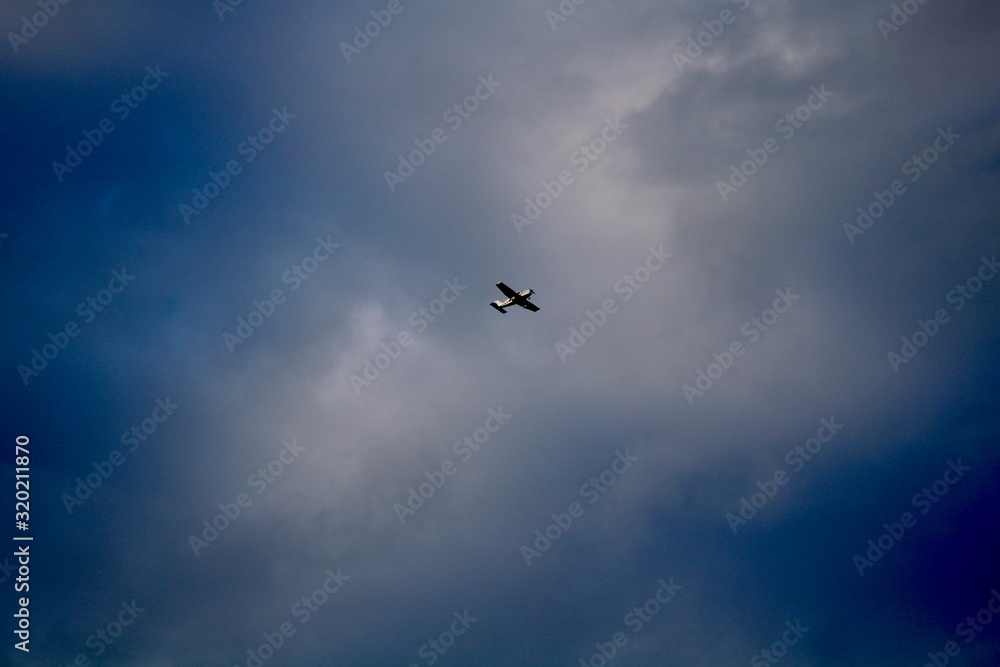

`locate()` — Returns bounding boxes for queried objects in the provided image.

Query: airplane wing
[518,301,540,312]
[496,282,517,298]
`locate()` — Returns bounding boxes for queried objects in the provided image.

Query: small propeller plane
[490,282,539,313]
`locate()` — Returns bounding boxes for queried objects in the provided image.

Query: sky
[1,0,999,665]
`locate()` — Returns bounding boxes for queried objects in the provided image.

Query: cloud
[2,0,999,664]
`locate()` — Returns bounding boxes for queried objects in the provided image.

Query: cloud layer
[2,0,999,665]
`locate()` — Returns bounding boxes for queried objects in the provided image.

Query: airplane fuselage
[495,290,532,308]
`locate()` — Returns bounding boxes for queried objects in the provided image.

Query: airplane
[490,282,539,313]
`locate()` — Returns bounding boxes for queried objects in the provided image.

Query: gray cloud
[2,0,999,665]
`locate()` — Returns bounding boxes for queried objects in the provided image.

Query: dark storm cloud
[1,0,998,665]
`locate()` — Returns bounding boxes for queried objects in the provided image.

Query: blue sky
[2,0,999,665]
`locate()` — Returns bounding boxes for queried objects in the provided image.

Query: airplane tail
[490,302,507,314]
